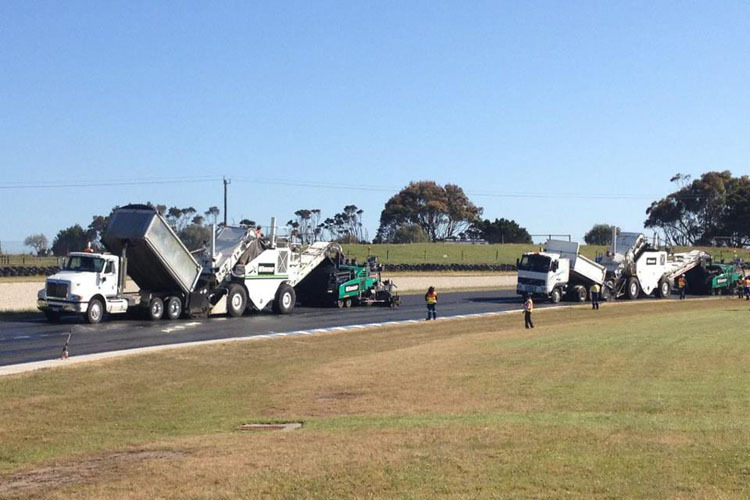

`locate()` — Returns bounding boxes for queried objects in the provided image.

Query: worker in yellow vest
[523,294,534,329]
[590,283,600,310]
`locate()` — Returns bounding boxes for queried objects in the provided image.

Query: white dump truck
[38,205,337,323]
[516,240,607,303]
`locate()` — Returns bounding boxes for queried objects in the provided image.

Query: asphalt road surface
[1,290,539,367]
[1,290,694,368]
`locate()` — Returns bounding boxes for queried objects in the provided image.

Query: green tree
[24,234,49,256]
[178,224,211,252]
[471,218,532,244]
[584,224,620,245]
[645,171,743,245]
[51,225,88,256]
[377,181,482,242]
[393,224,429,243]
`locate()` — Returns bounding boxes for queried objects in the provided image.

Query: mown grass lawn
[1,298,750,498]
[340,243,748,266]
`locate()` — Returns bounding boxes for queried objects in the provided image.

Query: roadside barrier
[0,266,60,277]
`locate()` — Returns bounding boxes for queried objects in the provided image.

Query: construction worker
[523,294,534,329]
[677,274,687,300]
[590,283,600,310]
[425,286,437,320]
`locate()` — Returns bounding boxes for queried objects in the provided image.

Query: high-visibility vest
[678,277,686,288]
[591,284,600,293]
[425,291,437,304]
[524,299,534,312]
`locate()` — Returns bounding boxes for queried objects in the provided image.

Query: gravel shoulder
[0,274,518,312]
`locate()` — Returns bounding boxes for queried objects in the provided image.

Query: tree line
[15,171,748,257]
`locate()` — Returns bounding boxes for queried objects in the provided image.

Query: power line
[0,173,714,201]
[0,176,222,189]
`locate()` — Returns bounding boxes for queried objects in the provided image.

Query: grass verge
[1,298,749,498]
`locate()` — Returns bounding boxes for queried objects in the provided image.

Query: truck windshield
[64,256,105,273]
[519,254,551,273]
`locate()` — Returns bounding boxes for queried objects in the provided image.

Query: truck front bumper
[38,299,86,314]
[516,284,550,296]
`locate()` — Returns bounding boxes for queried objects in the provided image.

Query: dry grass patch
[2,298,750,498]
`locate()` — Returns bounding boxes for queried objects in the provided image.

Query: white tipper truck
[38,204,336,323]
[516,240,607,303]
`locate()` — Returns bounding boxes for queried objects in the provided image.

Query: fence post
[424,249,427,261]
[496,249,499,261]
[461,249,464,261]
[386,249,389,262]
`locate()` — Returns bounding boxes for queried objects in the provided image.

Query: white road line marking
[185,322,201,327]
[12,335,31,339]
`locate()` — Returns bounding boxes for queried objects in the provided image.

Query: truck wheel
[344,298,352,308]
[336,299,344,308]
[149,297,164,321]
[600,285,611,301]
[550,288,561,303]
[626,278,640,300]
[166,296,182,320]
[273,283,295,314]
[86,298,104,324]
[574,286,587,302]
[657,279,671,298]
[227,284,247,317]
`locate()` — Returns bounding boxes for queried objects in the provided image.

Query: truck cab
[516,252,570,302]
[37,252,125,323]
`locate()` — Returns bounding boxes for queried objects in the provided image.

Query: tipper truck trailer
[516,240,607,303]
[38,205,338,323]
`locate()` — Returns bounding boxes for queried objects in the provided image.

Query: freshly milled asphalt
[0,290,531,367]
[1,290,704,369]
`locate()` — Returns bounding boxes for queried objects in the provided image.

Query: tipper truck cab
[516,240,607,303]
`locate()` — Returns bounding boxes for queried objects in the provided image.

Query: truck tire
[550,288,561,304]
[272,283,295,314]
[573,285,587,302]
[149,297,164,321]
[166,296,182,320]
[657,279,671,298]
[86,298,104,324]
[227,284,247,317]
[344,298,352,308]
[626,278,640,300]
[600,285,611,301]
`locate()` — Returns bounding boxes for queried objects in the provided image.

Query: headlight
[37,289,45,299]
[70,294,83,301]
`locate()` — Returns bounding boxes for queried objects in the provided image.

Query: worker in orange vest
[425,286,437,320]
[677,274,687,300]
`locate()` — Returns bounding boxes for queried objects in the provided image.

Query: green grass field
[1,298,749,498]
[340,242,749,266]
[2,244,748,268]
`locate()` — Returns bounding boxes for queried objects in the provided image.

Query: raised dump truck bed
[102,205,203,295]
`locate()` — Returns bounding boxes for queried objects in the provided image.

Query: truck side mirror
[552,261,558,271]
[516,258,519,267]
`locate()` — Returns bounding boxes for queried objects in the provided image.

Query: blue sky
[1,1,748,250]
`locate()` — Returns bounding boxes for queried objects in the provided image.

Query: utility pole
[223,177,231,226]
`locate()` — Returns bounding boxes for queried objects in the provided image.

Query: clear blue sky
[1,1,748,251]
